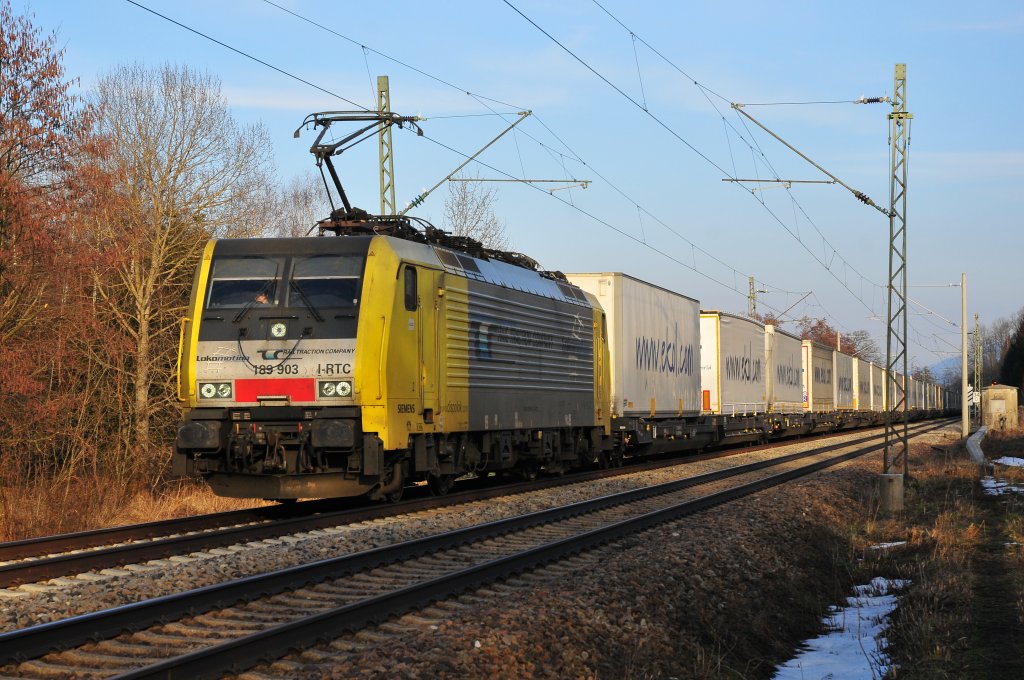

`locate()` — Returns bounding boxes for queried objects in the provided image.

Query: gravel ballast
[243,424,962,679]
[0,424,960,678]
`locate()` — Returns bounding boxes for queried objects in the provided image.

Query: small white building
[981,384,1018,431]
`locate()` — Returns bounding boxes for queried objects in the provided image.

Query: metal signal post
[961,272,968,439]
[974,313,982,424]
[883,64,912,477]
[378,76,397,216]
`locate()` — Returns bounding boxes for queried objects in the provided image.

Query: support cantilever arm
[731,103,889,217]
[400,111,531,215]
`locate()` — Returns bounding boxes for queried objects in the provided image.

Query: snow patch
[982,476,1024,496]
[993,456,1024,468]
[771,577,908,680]
[867,541,907,551]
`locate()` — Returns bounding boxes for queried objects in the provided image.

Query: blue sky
[23,0,1024,371]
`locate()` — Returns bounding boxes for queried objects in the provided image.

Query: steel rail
[0,423,927,587]
[0,419,950,669]
[0,501,331,562]
[0,460,683,586]
[115,419,949,679]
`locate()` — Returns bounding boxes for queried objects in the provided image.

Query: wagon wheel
[427,473,456,496]
[519,460,540,481]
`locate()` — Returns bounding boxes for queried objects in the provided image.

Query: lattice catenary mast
[378,76,397,216]
[883,64,912,475]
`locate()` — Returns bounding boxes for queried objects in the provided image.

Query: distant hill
[928,356,969,388]
[930,357,959,377]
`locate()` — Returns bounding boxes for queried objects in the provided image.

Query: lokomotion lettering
[635,324,694,376]
[724,343,762,383]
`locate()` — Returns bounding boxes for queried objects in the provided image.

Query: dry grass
[883,503,978,677]
[882,431,1024,679]
[0,475,265,542]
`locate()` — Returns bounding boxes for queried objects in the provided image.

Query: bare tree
[844,329,882,364]
[442,175,511,250]
[85,63,275,466]
[267,170,330,237]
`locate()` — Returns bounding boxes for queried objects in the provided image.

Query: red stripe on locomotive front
[234,378,316,402]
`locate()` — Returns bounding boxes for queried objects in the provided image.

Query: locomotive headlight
[319,380,353,399]
[199,382,232,400]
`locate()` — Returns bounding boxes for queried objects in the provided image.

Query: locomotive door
[417,267,438,423]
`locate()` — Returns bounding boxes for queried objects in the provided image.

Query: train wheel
[379,461,407,503]
[427,473,456,496]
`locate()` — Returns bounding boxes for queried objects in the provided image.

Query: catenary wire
[257,0,803,312]
[132,0,913,343]
[583,1,892,312]
[123,0,369,110]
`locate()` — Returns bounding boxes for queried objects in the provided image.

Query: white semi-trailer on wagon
[699,311,767,444]
[567,272,711,456]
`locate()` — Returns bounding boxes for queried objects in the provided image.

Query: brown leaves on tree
[795,316,881,361]
[0,0,93,471]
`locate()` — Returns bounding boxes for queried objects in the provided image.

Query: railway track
[0,419,951,679]
[0,422,939,589]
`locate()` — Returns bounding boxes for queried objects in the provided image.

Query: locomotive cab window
[288,254,363,311]
[404,266,417,311]
[206,256,283,308]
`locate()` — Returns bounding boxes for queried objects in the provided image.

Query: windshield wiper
[289,280,325,323]
[232,283,274,324]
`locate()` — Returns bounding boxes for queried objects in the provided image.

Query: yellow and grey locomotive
[175,226,610,500]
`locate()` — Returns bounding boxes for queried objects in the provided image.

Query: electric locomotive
[174,220,610,500]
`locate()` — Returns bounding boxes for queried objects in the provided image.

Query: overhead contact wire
[586,0,891,323]
[257,0,787,308]
[140,0,793,314]
[123,0,369,110]
[501,0,731,178]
